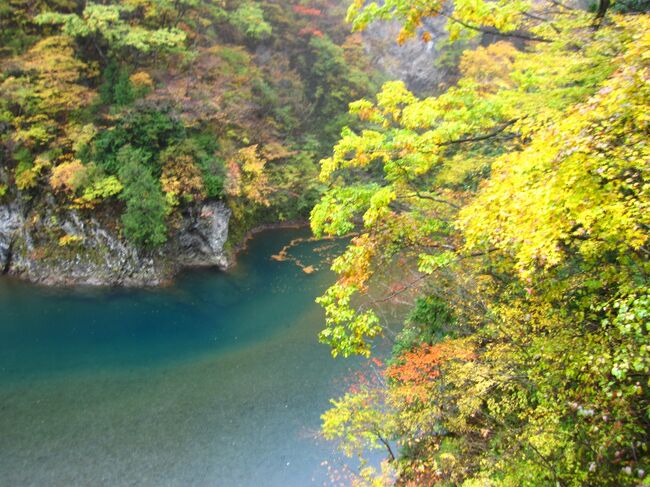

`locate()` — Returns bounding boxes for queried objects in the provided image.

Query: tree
[35,3,186,57]
[315,3,650,485]
[117,146,167,247]
[1,0,380,256]
[228,3,272,41]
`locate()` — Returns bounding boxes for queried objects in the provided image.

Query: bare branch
[402,193,461,209]
[439,119,519,146]
[438,12,553,43]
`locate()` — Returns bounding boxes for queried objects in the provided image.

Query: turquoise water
[0,229,363,486]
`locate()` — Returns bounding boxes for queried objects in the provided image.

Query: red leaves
[298,27,324,37]
[294,3,323,37]
[292,5,322,16]
[386,340,475,402]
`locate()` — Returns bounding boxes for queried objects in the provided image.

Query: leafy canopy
[315,3,650,485]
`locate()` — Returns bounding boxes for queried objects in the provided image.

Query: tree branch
[439,119,519,146]
[373,273,430,305]
[375,432,396,462]
[403,193,461,209]
[522,11,561,33]
[439,12,553,43]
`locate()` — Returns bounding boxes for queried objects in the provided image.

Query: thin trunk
[377,434,396,462]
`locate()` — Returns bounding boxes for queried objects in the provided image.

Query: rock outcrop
[176,200,230,269]
[362,18,452,96]
[0,201,22,273]
[0,196,231,286]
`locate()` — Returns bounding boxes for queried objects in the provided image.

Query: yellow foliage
[160,154,206,205]
[15,156,50,191]
[58,234,84,246]
[49,159,88,194]
[460,20,650,275]
[18,35,96,115]
[129,71,153,88]
[459,41,518,91]
[225,145,272,206]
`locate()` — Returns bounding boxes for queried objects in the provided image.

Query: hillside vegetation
[0,0,378,247]
[2,0,649,484]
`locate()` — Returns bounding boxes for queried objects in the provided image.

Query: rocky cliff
[0,197,230,286]
[362,18,451,95]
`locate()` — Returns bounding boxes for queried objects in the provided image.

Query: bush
[117,146,167,247]
[90,108,185,175]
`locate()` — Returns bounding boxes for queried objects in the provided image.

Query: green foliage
[316,5,650,486]
[98,61,148,107]
[76,175,123,206]
[90,108,185,174]
[228,3,272,40]
[1,0,378,251]
[612,0,650,12]
[608,290,650,384]
[311,184,378,238]
[35,3,186,55]
[178,135,225,199]
[392,297,456,360]
[300,34,376,145]
[410,296,453,335]
[317,281,382,358]
[117,146,167,247]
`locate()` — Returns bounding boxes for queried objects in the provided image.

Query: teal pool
[0,229,363,486]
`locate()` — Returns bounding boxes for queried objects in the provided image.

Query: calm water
[0,229,364,486]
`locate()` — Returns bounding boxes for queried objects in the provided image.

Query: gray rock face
[10,209,166,286]
[363,19,452,96]
[0,202,23,272]
[0,197,231,286]
[177,200,231,269]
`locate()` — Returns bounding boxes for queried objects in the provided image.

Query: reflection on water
[0,229,364,486]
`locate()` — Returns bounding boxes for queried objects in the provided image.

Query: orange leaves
[129,71,153,89]
[225,144,283,207]
[49,159,88,194]
[225,159,243,197]
[160,154,206,204]
[298,27,324,37]
[459,41,517,92]
[387,339,475,402]
[293,5,323,38]
[292,5,322,16]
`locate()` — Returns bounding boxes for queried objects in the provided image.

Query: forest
[0,0,379,258]
[1,0,649,486]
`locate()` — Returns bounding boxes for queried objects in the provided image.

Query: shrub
[117,146,167,247]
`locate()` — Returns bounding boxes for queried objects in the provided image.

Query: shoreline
[227,220,310,260]
[0,220,311,289]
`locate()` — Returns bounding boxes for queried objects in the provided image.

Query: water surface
[0,229,361,486]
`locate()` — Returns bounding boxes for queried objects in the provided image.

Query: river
[0,228,367,486]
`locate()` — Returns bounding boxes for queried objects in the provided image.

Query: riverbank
[0,192,316,288]
[228,219,309,260]
[0,198,232,287]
